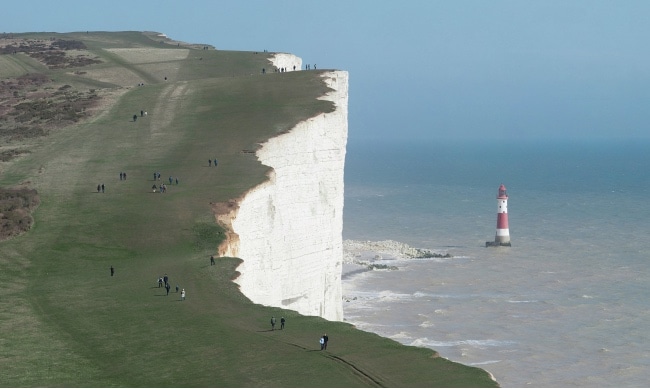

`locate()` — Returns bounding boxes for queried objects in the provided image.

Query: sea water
[341,138,650,387]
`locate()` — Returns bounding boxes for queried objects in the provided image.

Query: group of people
[270,316,286,331]
[274,66,296,73]
[269,316,329,350]
[157,273,184,300]
[98,171,183,193]
[152,183,169,193]
[98,170,133,192]
[208,158,218,167]
[132,108,147,122]
[151,172,179,193]
[100,171,131,192]
[261,64,317,74]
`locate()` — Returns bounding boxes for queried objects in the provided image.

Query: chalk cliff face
[219,59,348,321]
[269,53,302,71]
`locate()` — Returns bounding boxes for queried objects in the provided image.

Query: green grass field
[0,31,498,387]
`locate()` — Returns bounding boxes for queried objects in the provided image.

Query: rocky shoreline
[343,239,451,261]
[342,239,452,274]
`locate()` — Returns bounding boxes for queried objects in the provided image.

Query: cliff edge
[219,56,348,321]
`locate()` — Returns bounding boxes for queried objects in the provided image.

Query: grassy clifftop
[0,31,498,387]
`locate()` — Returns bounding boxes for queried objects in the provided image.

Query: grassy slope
[0,32,498,387]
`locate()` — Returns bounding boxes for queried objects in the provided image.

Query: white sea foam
[411,338,516,348]
[412,291,461,299]
[343,290,411,302]
[390,331,413,339]
[468,360,502,366]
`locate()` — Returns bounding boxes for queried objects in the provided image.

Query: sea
[341,138,650,387]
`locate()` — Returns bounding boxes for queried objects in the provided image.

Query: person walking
[101,183,105,193]
[319,336,325,350]
[208,159,212,167]
[323,333,329,350]
[181,289,186,301]
[97,184,101,193]
[110,266,114,276]
[271,316,276,331]
[165,283,171,295]
[210,255,215,266]
[175,284,179,293]
[280,317,285,330]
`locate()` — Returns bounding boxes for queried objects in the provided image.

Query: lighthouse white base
[488,228,511,247]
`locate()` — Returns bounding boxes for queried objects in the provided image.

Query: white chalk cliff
[219,55,348,321]
[269,53,302,71]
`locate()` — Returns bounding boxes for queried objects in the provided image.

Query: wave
[419,320,435,328]
[507,299,540,303]
[377,290,413,301]
[390,331,414,340]
[342,290,416,306]
[345,289,483,303]
[468,360,502,366]
[413,291,449,298]
[410,337,516,348]
[346,289,502,303]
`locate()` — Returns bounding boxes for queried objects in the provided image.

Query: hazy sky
[4,0,650,141]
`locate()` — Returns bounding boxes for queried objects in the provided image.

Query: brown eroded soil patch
[0,35,102,69]
[211,200,241,257]
[0,73,103,144]
[0,184,39,241]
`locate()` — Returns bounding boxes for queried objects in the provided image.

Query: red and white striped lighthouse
[487,184,511,247]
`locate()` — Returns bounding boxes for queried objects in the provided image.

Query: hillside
[0,31,498,387]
